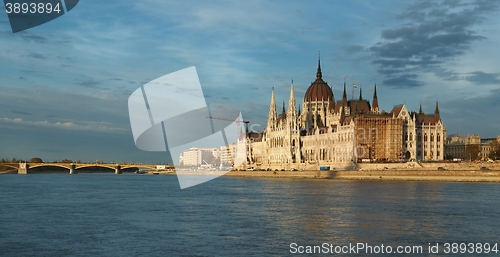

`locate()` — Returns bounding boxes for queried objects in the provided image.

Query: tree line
[0,158,78,163]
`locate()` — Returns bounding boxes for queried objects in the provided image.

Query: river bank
[223,162,500,182]
[223,170,500,182]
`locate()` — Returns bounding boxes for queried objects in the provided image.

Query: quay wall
[224,162,500,182]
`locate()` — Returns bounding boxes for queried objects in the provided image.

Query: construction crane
[206,116,250,139]
[206,116,250,167]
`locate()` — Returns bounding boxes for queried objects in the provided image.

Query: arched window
[437,133,441,142]
[431,133,434,142]
[424,133,428,142]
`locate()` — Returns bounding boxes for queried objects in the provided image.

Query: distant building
[179,148,219,166]
[241,57,446,170]
[444,134,500,160]
[219,143,242,166]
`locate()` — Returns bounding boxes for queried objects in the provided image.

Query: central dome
[304,59,334,102]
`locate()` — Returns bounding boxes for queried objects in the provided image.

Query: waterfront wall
[225,169,500,178]
[225,162,500,181]
[357,162,500,171]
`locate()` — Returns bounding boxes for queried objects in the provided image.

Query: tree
[29,157,43,163]
[465,144,480,161]
[489,141,500,159]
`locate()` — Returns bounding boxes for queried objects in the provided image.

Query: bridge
[0,163,172,174]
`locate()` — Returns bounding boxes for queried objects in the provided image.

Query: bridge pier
[18,163,29,174]
[115,164,121,174]
[69,163,77,174]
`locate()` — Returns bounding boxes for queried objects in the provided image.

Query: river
[1,173,499,256]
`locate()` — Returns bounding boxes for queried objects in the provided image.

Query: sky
[1,0,500,163]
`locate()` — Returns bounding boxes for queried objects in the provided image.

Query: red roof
[304,78,334,102]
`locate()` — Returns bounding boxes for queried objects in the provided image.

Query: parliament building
[241,58,446,170]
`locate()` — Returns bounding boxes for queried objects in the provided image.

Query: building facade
[242,58,446,170]
[179,147,220,167]
[444,134,500,160]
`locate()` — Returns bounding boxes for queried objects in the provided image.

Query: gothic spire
[371,84,379,113]
[287,80,297,129]
[359,87,363,100]
[434,101,440,121]
[267,87,277,130]
[316,53,322,80]
[419,103,424,114]
[342,81,348,108]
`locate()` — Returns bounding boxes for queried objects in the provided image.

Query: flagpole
[351,84,355,101]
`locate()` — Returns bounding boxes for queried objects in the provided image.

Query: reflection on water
[0,174,499,256]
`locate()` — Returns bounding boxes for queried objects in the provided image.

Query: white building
[179,147,219,166]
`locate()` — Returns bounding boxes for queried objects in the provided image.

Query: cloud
[11,110,32,116]
[20,33,47,43]
[382,74,423,88]
[0,117,127,133]
[443,87,500,136]
[370,0,500,88]
[74,79,101,89]
[25,52,48,59]
[463,71,500,85]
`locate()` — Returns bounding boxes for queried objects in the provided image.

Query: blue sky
[1,0,500,163]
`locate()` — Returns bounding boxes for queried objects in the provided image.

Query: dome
[304,58,334,102]
[304,79,333,102]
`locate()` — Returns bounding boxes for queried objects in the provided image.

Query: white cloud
[0,117,127,133]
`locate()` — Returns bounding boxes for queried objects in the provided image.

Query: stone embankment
[224,162,500,182]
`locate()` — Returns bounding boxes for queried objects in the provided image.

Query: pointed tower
[434,101,440,121]
[359,87,363,100]
[287,80,297,130]
[342,81,348,108]
[419,103,424,115]
[371,84,379,114]
[267,87,277,131]
[316,55,322,80]
[339,105,346,125]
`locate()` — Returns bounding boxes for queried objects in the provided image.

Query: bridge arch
[29,163,70,170]
[75,164,116,171]
[0,163,19,170]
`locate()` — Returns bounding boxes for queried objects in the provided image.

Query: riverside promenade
[224,162,500,182]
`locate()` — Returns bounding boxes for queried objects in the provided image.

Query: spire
[340,104,346,124]
[287,81,297,129]
[267,87,277,130]
[359,87,363,100]
[316,53,322,80]
[298,105,301,115]
[282,101,285,114]
[419,103,424,114]
[371,84,379,114]
[342,81,348,107]
[434,101,441,121]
